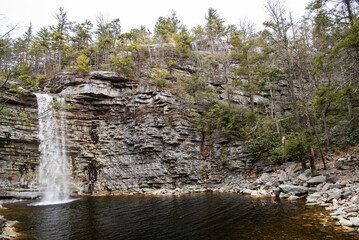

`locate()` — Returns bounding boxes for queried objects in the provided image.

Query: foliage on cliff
[1,0,359,170]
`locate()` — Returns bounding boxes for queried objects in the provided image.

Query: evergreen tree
[76,53,91,75]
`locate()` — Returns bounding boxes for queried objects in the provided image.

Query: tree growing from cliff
[76,53,91,75]
[154,11,183,43]
[205,8,226,53]
[110,50,135,77]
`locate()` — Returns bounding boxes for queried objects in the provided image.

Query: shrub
[269,131,313,164]
[191,100,255,140]
[248,118,280,159]
[151,68,168,88]
[110,51,135,76]
[18,74,38,90]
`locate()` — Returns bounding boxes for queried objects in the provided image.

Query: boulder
[307,192,323,203]
[336,159,345,169]
[326,175,339,184]
[298,169,311,182]
[288,195,301,200]
[262,165,276,173]
[339,218,353,227]
[349,217,359,227]
[341,190,352,199]
[279,184,308,196]
[350,195,359,203]
[307,175,326,187]
[258,173,271,183]
[327,189,342,202]
[89,71,128,82]
[250,190,271,198]
[333,199,339,209]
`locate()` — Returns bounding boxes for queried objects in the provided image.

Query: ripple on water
[1,193,359,240]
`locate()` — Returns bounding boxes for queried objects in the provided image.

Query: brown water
[1,192,359,240]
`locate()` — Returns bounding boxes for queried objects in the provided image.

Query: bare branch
[0,23,18,39]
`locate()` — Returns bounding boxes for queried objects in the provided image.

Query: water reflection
[1,193,359,240]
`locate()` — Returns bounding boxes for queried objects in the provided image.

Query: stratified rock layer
[0,91,39,198]
[0,71,254,196]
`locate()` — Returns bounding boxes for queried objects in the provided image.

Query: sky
[1,0,312,37]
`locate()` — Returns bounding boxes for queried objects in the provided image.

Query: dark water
[2,192,359,240]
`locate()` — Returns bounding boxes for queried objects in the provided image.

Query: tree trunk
[322,103,331,153]
[348,99,353,119]
[288,73,300,127]
[344,0,354,25]
[313,125,327,170]
[310,108,327,170]
[301,158,307,170]
[309,154,316,173]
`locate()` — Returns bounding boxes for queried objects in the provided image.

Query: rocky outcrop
[0,71,256,197]
[55,71,254,195]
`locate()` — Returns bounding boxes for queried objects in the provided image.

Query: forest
[1,0,358,171]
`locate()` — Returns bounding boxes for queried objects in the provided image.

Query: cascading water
[35,93,72,205]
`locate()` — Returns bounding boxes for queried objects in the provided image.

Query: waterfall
[35,93,71,205]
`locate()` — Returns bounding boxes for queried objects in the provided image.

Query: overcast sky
[1,0,311,37]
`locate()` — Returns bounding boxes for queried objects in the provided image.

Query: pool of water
[1,192,359,240]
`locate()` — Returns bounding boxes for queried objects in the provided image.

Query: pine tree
[76,53,91,75]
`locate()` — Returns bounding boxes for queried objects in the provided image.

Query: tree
[264,0,301,127]
[230,21,263,111]
[205,8,226,53]
[110,50,135,76]
[71,20,93,51]
[32,27,52,74]
[154,11,183,43]
[76,53,91,75]
[52,7,70,69]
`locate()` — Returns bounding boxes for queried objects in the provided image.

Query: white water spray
[35,93,72,205]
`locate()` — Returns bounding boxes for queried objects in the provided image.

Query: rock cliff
[0,70,259,196]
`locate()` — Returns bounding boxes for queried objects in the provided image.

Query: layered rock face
[56,71,254,194]
[0,63,298,197]
[0,92,39,197]
[0,71,257,196]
